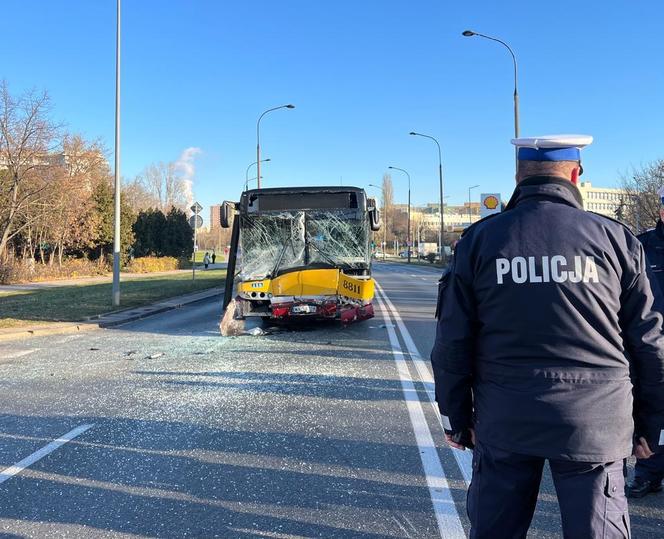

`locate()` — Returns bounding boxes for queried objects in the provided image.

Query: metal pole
[407,186,411,263]
[256,105,294,189]
[468,184,479,226]
[245,161,255,191]
[438,162,445,264]
[192,209,197,281]
[468,187,471,225]
[408,132,446,265]
[256,139,261,190]
[463,31,520,169]
[112,0,121,306]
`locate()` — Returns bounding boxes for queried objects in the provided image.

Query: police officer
[626,189,664,498]
[431,135,664,538]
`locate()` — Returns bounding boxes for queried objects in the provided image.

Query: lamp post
[112,0,121,306]
[462,30,520,163]
[244,176,263,190]
[409,132,446,264]
[388,166,411,263]
[245,158,270,190]
[256,104,294,189]
[468,184,480,226]
[369,183,387,260]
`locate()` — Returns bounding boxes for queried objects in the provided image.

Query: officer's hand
[633,437,654,459]
[444,433,465,450]
[444,428,475,451]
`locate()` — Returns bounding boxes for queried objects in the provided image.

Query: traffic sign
[190,202,203,214]
[189,215,203,229]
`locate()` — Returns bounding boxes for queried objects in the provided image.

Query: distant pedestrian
[203,251,210,270]
[431,134,664,539]
[211,249,216,265]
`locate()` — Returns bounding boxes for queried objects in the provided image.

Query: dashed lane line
[374,292,465,538]
[0,424,94,485]
[376,282,473,485]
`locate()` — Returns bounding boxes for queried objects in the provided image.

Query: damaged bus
[219,186,380,324]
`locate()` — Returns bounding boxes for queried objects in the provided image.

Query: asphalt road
[0,261,662,538]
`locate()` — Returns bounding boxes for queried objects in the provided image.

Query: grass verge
[0,269,225,329]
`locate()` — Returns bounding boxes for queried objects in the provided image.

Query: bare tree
[0,82,59,258]
[124,176,157,212]
[381,173,394,243]
[619,160,664,233]
[135,161,189,212]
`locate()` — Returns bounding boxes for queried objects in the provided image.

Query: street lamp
[256,104,294,189]
[462,30,520,150]
[245,176,263,190]
[388,166,411,263]
[112,0,121,306]
[409,131,446,264]
[368,183,387,260]
[245,158,270,190]
[468,184,480,226]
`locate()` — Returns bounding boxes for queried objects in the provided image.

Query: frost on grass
[239,210,370,281]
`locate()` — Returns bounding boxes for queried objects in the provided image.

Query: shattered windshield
[239,209,369,281]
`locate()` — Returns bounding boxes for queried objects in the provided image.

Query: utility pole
[112,0,121,306]
[468,184,480,227]
[190,202,203,281]
[462,30,520,167]
[256,104,294,189]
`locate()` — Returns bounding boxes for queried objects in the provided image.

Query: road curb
[0,287,223,342]
[95,287,223,328]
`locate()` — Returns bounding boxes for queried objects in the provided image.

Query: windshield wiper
[269,236,296,279]
[308,240,342,267]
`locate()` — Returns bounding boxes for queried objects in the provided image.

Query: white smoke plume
[175,147,202,209]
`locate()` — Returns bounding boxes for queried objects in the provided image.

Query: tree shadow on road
[0,414,451,538]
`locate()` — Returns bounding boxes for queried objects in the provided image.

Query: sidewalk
[0,286,223,342]
[0,263,227,291]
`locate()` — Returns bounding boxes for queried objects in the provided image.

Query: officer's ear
[571,165,581,185]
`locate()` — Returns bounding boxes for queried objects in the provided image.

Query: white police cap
[511,134,593,161]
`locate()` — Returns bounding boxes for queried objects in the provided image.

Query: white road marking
[0,348,39,359]
[375,293,465,538]
[0,424,94,485]
[376,282,473,485]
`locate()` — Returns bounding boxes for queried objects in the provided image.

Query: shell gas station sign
[480,193,502,218]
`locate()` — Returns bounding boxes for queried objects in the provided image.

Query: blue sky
[3,1,663,221]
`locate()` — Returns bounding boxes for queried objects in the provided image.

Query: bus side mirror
[370,208,381,231]
[220,201,236,229]
[367,198,381,231]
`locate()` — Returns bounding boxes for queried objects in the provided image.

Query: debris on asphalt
[220,299,245,336]
[379,324,394,329]
[89,347,100,351]
[245,327,267,336]
[147,352,164,359]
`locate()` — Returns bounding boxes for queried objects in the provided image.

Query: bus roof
[243,186,366,196]
[240,186,368,213]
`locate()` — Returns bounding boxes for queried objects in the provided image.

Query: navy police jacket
[638,221,664,305]
[431,176,664,462]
